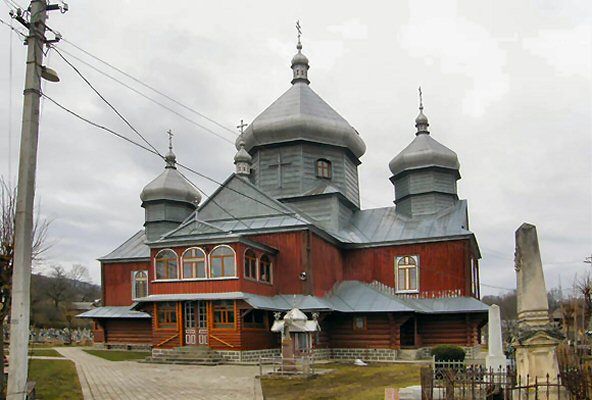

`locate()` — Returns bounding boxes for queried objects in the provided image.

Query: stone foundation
[218,348,281,363]
[330,348,398,362]
[95,342,151,351]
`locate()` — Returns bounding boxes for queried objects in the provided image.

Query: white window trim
[131,270,149,300]
[208,244,238,279]
[153,248,179,281]
[181,247,208,280]
[395,255,420,294]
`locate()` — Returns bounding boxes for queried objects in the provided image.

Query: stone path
[56,347,263,400]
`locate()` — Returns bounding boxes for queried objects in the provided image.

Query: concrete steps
[143,346,224,365]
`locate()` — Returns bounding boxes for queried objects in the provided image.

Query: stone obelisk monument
[513,223,561,383]
[486,304,507,371]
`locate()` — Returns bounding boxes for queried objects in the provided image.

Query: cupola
[389,90,460,218]
[141,132,201,241]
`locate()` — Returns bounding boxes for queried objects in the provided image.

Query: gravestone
[512,223,562,384]
[486,304,506,372]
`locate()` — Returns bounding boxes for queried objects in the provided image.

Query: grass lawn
[261,362,422,400]
[28,359,83,400]
[83,349,150,361]
[28,348,64,357]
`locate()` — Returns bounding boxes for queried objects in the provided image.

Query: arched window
[210,246,236,278]
[132,271,148,299]
[259,255,272,283]
[155,249,178,280]
[244,249,257,280]
[316,159,332,179]
[182,247,207,279]
[395,255,419,293]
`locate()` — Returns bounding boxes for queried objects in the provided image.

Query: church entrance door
[183,301,208,346]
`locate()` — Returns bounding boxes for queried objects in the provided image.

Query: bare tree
[44,265,74,310]
[0,176,50,395]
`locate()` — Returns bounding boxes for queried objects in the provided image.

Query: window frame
[156,302,177,329]
[209,245,237,279]
[212,300,236,330]
[131,270,149,300]
[315,159,332,179]
[244,249,258,281]
[395,255,420,294]
[259,254,273,284]
[154,249,179,281]
[181,247,208,280]
[242,309,267,330]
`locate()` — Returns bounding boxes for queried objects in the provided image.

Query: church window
[353,316,367,331]
[395,255,419,293]
[259,255,272,283]
[213,300,235,329]
[154,249,178,280]
[156,302,177,328]
[182,247,207,279]
[242,309,267,329]
[244,249,257,280]
[316,159,332,179]
[210,245,236,278]
[132,270,148,299]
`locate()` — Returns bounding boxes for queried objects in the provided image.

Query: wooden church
[79,35,488,362]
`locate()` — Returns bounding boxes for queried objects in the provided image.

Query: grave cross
[268,151,291,188]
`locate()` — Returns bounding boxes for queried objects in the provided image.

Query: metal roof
[77,306,150,319]
[99,230,150,262]
[128,281,488,315]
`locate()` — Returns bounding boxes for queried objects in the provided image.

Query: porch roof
[77,305,151,319]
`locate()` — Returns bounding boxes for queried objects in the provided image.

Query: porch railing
[210,334,235,348]
[154,333,179,348]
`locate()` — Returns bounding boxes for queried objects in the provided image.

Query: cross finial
[237,119,248,135]
[296,20,302,43]
[418,86,423,110]
[167,129,174,151]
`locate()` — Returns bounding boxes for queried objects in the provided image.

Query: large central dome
[236,41,366,158]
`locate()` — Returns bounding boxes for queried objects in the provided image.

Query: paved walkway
[56,347,263,400]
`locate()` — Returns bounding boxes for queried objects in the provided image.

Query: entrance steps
[144,346,223,365]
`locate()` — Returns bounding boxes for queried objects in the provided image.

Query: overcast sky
[0,0,590,295]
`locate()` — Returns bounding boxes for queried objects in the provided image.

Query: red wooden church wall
[343,239,472,296]
[102,260,149,306]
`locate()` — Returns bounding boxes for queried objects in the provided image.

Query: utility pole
[7,1,65,398]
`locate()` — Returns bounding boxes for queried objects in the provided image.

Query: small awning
[271,319,321,333]
[77,306,150,319]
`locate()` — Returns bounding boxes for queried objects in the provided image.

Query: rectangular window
[395,255,419,293]
[242,309,266,329]
[353,316,367,331]
[213,300,235,329]
[157,302,177,328]
[259,256,272,283]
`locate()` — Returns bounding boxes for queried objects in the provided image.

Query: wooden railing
[210,335,235,348]
[155,333,179,348]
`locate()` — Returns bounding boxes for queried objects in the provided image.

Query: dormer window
[316,159,332,179]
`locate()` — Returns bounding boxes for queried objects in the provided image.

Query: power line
[51,45,236,145]
[50,46,163,157]
[58,38,239,137]
[7,13,14,183]
[39,92,310,229]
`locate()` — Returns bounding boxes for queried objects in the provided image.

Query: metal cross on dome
[237,119,248,134]
[167,129,174,150]
[418,86,423,109]
[296,20,302,42]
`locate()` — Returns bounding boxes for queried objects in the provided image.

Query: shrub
[431,345,466,362]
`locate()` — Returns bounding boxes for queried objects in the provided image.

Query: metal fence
[258,356,315,377]
[422,362,572,400]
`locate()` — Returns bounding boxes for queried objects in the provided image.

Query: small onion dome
[389,108,459,177]
[140,150,202,204]
[284,308,308,322]
[291,45,309,66]
[234,141,252,164]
